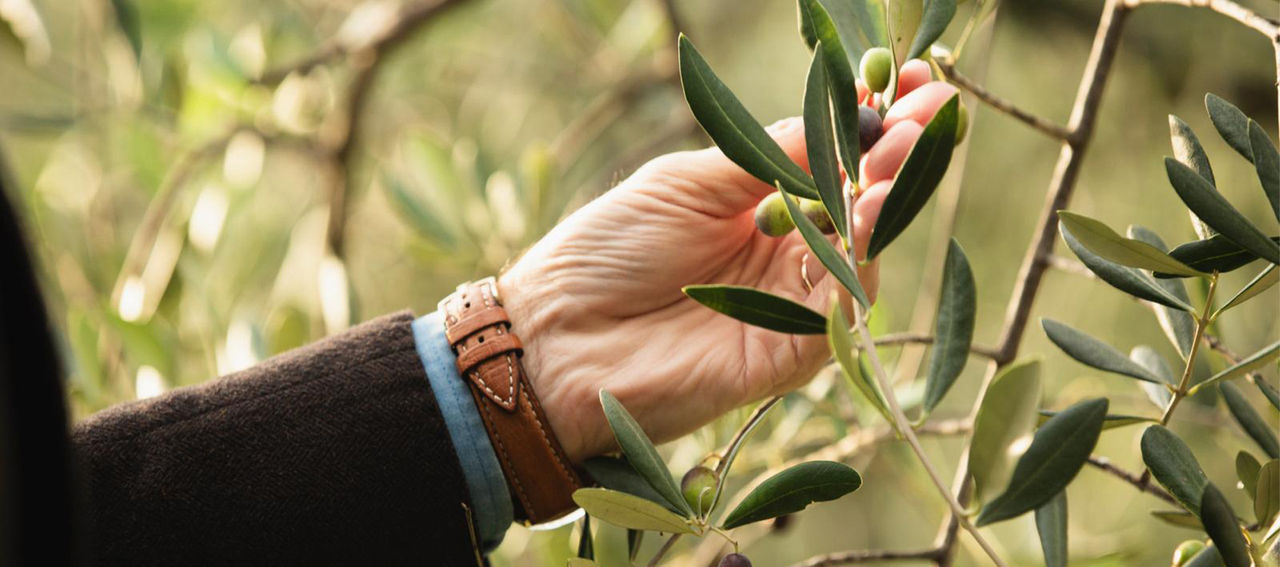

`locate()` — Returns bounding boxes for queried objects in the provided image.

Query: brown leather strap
[440,277,583,524]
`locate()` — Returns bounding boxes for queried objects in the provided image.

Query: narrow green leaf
[583,457,681,514]
[1037,410,1153,430]
[1128,226,1198,360]
[800,0,860,174]
[1165,157,1280,265]
[1151,509,1204,530]
[578,514,594,560]
[1057,212,1205,276]
[779,184,871,308]
[1256,378,1280,411]
[1200,484,1251,567]
[796,0,818,49]
[598,391,694,516]
[922,239,976,414]
[627,529,642,562]
[1042,319,1163,383]
[1035,491,1068,567]
[383,172,458,247]
[1217,264,1278,316]
[829,303,894,426]
[1255,460,1280,526]
[907,0,956,60]
[1205,93,1253,162]
[1060,221,1193,311]
[1248,120,1280,222]
[1221,382,1280,459]
[969,359,1043,503]
[1236,451,1262,500]
[1142,425,1210,515]
[977,399,1108,526]
[866,95,959,259]
[683,284,826,335]
[572,488,695,534]
[849,0,888,58]
[1170,114,1217,186]
[721,461,862,529]
[1157,234,1280,278]
[886,0,922,67]
[1132,346,1175,410]
[678,36,818,199]
[803,47,846,239]
[1190,341,1280,394]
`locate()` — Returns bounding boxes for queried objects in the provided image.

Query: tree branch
[1086,456,1179,506]
[1126,0,1280,39]
[874,332,1001,360]
[934,56,1072,141]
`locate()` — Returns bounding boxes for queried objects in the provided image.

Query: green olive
[1171,540,1205,566]
[681,466,718,514]
[754,193,796,237]
[800,198,837,234]
[955,102,969,144]
[860,47,893,93]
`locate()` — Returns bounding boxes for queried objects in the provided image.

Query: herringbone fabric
[73,311,482,566]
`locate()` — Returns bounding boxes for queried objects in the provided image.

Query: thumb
[628,117,810,218]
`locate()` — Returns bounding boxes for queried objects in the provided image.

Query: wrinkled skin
[499,60,958,462]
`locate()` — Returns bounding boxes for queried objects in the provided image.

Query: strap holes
[464,302,471,308]
[478,336,485,343]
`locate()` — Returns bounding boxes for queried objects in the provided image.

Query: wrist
[495,271,591,464]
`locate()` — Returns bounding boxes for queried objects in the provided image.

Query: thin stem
[706,396,782,515]
[935,56,1072,141]
[1086,456,1179,506]
[647,534,682,567]
[1158,272,1219,426]
[1125,0,1280,38]
[787,547,944,567]
[874,332,1000,360]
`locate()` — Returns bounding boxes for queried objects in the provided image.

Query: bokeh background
[2,0,1277,564]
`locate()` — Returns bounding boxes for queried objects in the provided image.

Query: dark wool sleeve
[72,311,483,566]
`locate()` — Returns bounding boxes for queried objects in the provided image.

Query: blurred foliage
[0,0,1277,565]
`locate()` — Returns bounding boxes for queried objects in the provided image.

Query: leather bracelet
[439,277,583,525]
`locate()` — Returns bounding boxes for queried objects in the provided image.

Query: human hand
[499,60,957,462]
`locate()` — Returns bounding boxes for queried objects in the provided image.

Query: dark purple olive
[719,552,752,567]
[858,105,883,150]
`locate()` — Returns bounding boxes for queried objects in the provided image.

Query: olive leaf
[1188,341,1280,394]
[1131,346,1175,410]
[1056,212,1204,276]
[799,0,860,174]
[829,302,894,427]
[866,95,960,259]
[678,35,818,200]
[1060,221,1193,311]
[598,391,694,516]
[1221,382,1280,459]
[683,284,827,335]
[1185,545,1225,567]
[1157,235,1280,278]
[577,514,593,560]
[976,398,1108,526]
[1165,157,1280,265]
[1042,319,1163,383]
[1200,484,1251,567]
[779,183,871,308]
[1256,460,1280,526]
[1247,120,1280,222]
[1256,378,1280,411]
[1037,410,1153,430]
[1205,93,1253,162]
[1151,510,1204,530]
[1236,452,1262,500]
[968,359,1043,503]
[907,0,956,61]
[572,488,696,534]
[583,457,681,513]
[1169,114,1217,186]
[1035,491,1068,567]
[803,47,846,239]
[922,239,976,415]
[1129,226,1197,360]
[382,171,458,248]
[721,461,862,529]
[1216,264,1278,316]
[1142,425,1210,515]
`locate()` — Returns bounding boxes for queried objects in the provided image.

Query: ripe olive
[681,466,718,513]
[858,105,883,150]
[719,552,752,567]
[799,198,837,234]
[859,47,893,93]
[754,193,796,237]
[1171,540,1205,566]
